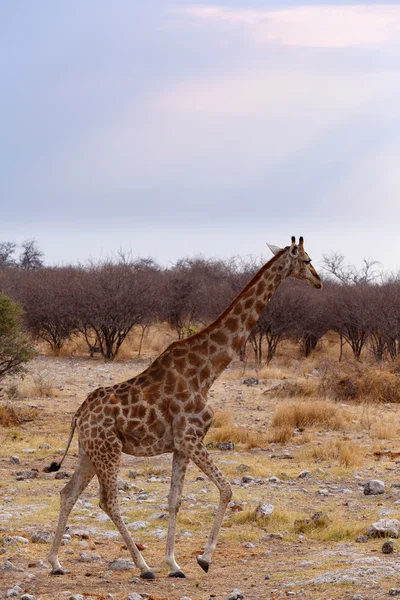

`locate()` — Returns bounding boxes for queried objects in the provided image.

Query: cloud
[181,4,400,49]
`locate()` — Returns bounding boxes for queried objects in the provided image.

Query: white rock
[367,519,400,538]
[227,590,245,600]
[255,503,274,518]
[363,480,385,495]
[126,520,149,531]
[109,558,134,571]
[31,530,53,543]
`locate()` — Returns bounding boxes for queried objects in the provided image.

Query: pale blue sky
[1,1,400,270]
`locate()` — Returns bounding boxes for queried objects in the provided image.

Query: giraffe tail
[43,414,78,473]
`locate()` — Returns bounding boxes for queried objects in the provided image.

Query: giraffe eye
[304,259,311,265]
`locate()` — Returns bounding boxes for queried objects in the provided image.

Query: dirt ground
[1,354,400,600]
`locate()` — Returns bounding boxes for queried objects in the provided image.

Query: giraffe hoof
[50,568,66,575]
[196,556,210,573]
[140,570,156,580]
[168,570,187,578]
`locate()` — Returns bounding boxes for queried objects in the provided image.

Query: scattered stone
[244,542,255,548]
[382,539,394,554]
[10,456,20,464]
[268,476,281,484]
[243,377,259,386]
[351,596,363,600]
[298,470,311,479]
[128,470,137,479]
[15,470,38,481]
[255,503,274,519]
[69,596,84,600]
[356,535,369,543]
[216,441,234,451]
[261,533,283,541]
[117,477,130,491]
[127,594,143,600]
[389,590,400,597]
[363,480,385,495]
[31,530,53,543]
[23,448,35,453]
[55,471,70,479]
[367,519,400,538]
[318,488,329,496]
[265,573,271,579]
[2,535,29,545]
[241,475,255,484]
[39,443,51,449]
[21,595,36,600]
[6,588,22,598]
[236,464,250,473]
[227,590,245,600]
[180,597,193,600]
[109,558,134,571]
[78,552,91,562]
[127,520,150,531]
[0,560,24,572]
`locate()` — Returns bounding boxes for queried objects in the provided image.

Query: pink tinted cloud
[182,4,400,48]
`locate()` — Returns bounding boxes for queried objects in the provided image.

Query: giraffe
[45,236,322,580]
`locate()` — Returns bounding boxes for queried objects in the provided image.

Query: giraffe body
[46,237,322,579]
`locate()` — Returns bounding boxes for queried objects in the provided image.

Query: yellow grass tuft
[271,399,348,431]
[211,409,234,429]
[266,425,294,444]
[206,424,268,450]
[0,403,39,427]
[299,438,364,467]
[275,378,319,398]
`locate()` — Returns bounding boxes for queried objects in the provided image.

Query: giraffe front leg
[184,441,232,573]
[165,451,189,578]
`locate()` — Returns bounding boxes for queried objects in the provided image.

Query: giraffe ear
[266,243,282,256]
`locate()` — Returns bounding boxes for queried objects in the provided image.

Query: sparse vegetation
[0,292,34,381]
[271,399,349,431]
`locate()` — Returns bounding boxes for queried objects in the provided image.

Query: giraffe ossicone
[45,236,322,579]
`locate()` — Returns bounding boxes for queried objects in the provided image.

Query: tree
[19,240,44,270]
[329,283,370,361]
[75,258,159,360]
[0,293,34,380]
[321,251,382,284]
[19,268,79,352]
[0,241,17,269]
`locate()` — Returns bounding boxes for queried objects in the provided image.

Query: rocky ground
[1,355,400,600]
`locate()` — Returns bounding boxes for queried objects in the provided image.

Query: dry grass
[230,505,364,541]
[0,403,39,427]
[271,399,349,431]
[318,359,400,404]
[19,372,55,398]
[298,438,365,467]
[266,425,294,444]
[206,424,268,449]
[274,378,319,398]
[370,419,398,440]
[206,409,268,448]
[211,409,234,429]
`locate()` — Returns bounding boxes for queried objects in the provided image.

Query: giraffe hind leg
[93,448,155,579]
[48,450,95,574]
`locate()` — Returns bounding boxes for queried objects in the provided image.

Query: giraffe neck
[199,248,291,386]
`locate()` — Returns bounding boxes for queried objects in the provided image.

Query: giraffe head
[267,236,322,289]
